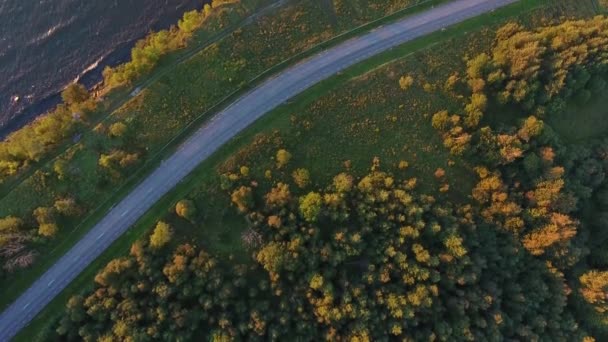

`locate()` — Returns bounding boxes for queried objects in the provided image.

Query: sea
[0,0,205,138]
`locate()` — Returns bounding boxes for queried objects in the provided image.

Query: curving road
[0,0,517,339]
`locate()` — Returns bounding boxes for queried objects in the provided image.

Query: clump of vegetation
[58,165,588,340]
[103,0,245,89]
[428,15,608,338]
[0,84,95,180]
[175,199,197,221]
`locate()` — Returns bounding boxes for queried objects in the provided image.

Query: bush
[292,168,310,188]
[276,149,292,169]
[61,83,90,106]
[38,223,58,238]
[108,122,128,138]
[150,221,172,249]
[175,200,197,221]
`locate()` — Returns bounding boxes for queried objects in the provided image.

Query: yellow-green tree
[38,223,59,238]
[150,221,172,249]
[109,122,128,137]
[299,192,322,222]
[276,149,292,169]
[333,173,353,193]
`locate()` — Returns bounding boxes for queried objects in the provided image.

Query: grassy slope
[0,0,445,312]
[16,0,599,340]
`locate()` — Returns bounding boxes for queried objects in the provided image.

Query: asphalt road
[0,0,517,339]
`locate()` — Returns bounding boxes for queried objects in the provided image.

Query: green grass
[15,0,592,340]
[0,0,454,313]
[547,90,608,143]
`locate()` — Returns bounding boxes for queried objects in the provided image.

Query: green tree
[61,83,90,106]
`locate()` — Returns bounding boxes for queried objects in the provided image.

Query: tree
[99,150,140,172]
[292,168,310,189]
[54,198,80,217]
[33,206,55,225]
[464,93,487,128]
[265,183,291,208]
[38,223,58,238]
[61,83,90,106]
[175,200,197,221]
[399,75,414,90]
[517,116,544,142]
[178,10,205,34]
[231,186,253,213]
[299,192,322,222]
[53,160,70,181]
[150,221,172,249]
[108,122,128,138]
[466,53,491,80]
[0,216,23,233]
[256,241,288,275]
[444,72,460,91]
[523,153,542,179]
[579,270,608,313]
[431,111,450,131]
[276,149,292,169]
[333,173,353,192]
[522,213,577,256]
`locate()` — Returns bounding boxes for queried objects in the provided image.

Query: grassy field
[0,0,455,312]
[16,0,604,340]
[548,90,608,143]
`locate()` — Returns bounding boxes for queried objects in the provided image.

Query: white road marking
[47,279,55,287]
[96,232,105,240]
[21,303,30,311]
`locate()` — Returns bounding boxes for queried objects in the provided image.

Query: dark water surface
[0,0,204,137]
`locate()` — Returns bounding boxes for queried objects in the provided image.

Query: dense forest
[51,13,608,341]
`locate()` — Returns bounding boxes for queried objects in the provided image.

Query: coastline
[0,1,204,140]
